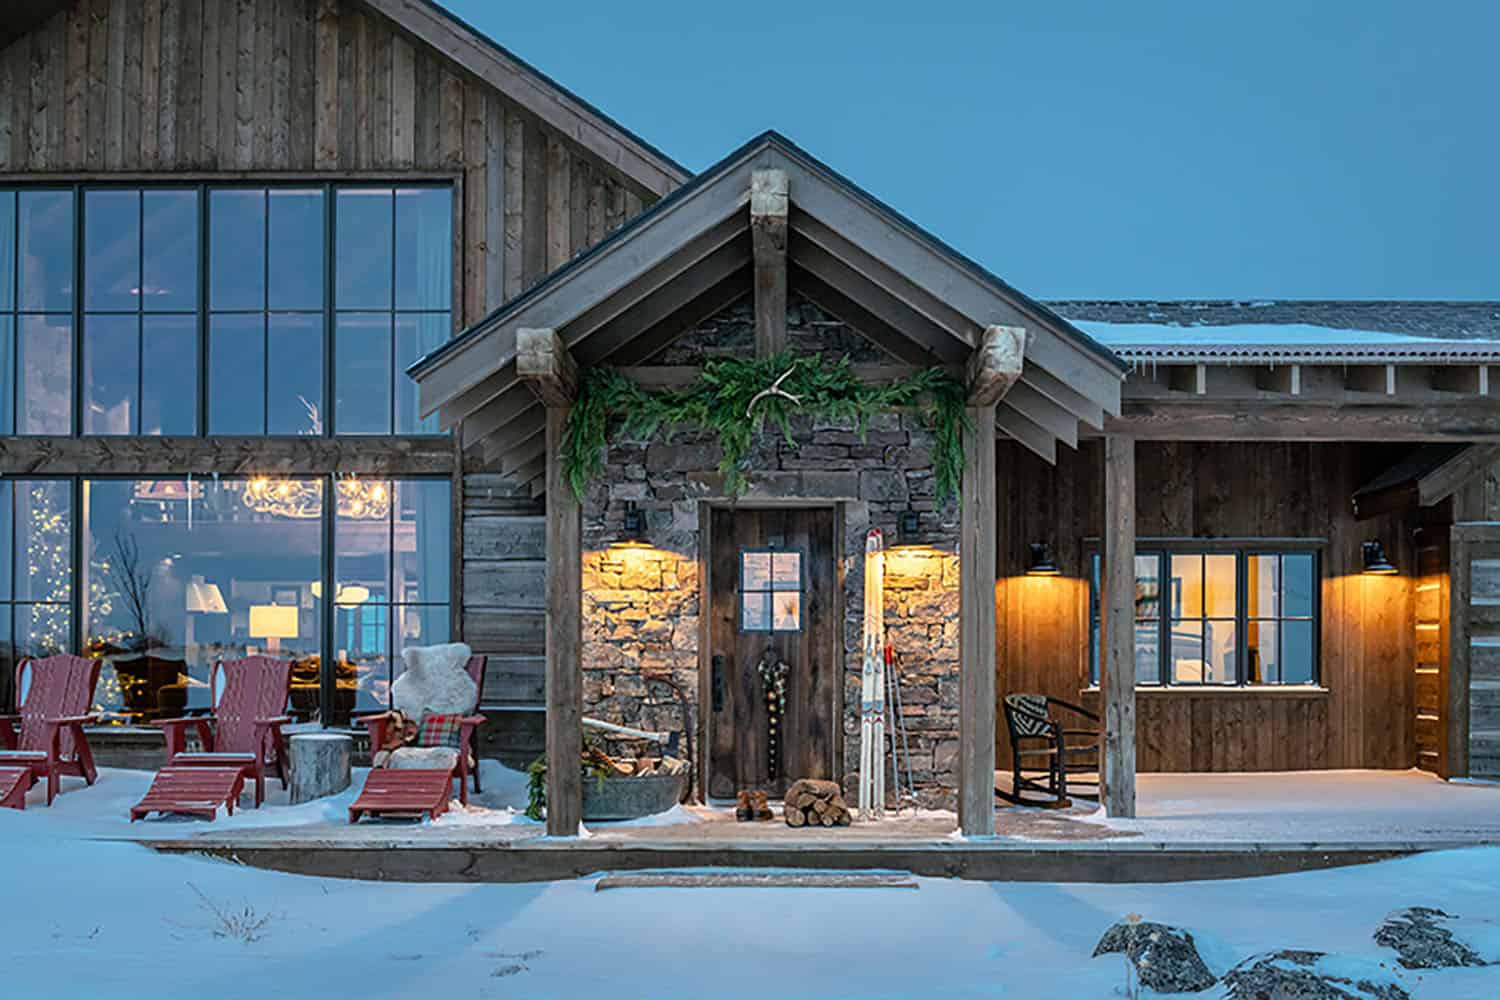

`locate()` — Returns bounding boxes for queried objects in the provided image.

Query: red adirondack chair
[0,654,101,805]
[153,656,292,807]
[352,654,487,815]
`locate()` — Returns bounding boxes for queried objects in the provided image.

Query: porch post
[958,403,998,836]
[1102,434,1137,817]
[519,328,583,836]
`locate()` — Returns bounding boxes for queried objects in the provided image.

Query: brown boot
[751,789,774,821]
[735,790,753,822]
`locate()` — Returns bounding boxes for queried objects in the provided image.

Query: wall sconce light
[898,508,922,546]
[1362,539,1397,575]
[1026,542,1060,576]
[613,500,647,548]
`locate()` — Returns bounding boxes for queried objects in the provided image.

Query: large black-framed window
[0,181,453,439]
[1089,544,1320,687]
[0,473,450,728]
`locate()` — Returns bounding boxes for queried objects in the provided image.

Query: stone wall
[579,299,963,808]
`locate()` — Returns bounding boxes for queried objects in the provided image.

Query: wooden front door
[706,507,838,799]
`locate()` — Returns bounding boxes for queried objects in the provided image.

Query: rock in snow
[1373,906,1496,969]
[1093,918,1218,993]
[1217,950,1408,1000]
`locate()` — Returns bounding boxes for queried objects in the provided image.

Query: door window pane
[267,314,324,435]
[268,190,325,311]
[335,189,393,310]
[83,314,138,435]
[142,190,198,311]
[208,314,265,434]
[740,550,802,632]
[395,188,451,310]
[18,191,73,312]
[141,315,197,435]
[335,313,392,434]
[84,190,139,312]
[210,190,266,311]
[18,314,72,435]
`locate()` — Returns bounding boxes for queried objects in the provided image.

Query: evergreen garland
[561,353,970,503]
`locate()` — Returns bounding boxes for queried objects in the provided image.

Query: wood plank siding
[0,0,656,333]
[995,440,1418,773]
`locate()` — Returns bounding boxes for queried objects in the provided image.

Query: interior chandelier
[241,476,390,520]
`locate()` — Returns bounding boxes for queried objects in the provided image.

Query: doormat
[594,872,919,891]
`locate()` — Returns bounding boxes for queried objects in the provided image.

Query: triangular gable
[409,131,1128,480]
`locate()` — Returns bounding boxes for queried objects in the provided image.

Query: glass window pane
[1248,554,1279,619]
[338,602,389,719]
[335,189,393,310]
[0,315,14,436]
[771,552,800,591]
[19,603,71,660]
[742,551,770,591]
[83,314,139,435]
[210,190,265,311]
[1171,619,1237,684]
[335,313,391,434]
[14,480,71,604]
[1248,620,1278,684]
[394,313,449,433]
[1134,622,1159,685]
[1282,620,1315,684]
[1283,552,1315,617]
[0,191,15,311]
[1169,554,1201,619]
[18,190,74,312]
[18,314,72,435]
[772,591,801,631]
[84,190,139,312]
[0,483,11,602]
[268,189,325,311]
[267,314,324,435]
[395,605,448,670]
[336,491,391,602]
[741,591,769,631]
[1134,554,1159,621]
[394,479,449,604]
[142,190,198,312]
[0,611,12,713]
[83,477,324,723]
[1204,554,1236,618]
[141,315,197,435]
[394,187,451,310]
[209,314,265,434]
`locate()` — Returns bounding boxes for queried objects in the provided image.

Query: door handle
[711,655,725,713]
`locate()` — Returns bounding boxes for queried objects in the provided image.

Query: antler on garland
[560,352,970,504]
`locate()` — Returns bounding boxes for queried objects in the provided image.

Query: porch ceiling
[409,131,1129,490]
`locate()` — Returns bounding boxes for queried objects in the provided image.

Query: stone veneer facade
[579,298,963,808]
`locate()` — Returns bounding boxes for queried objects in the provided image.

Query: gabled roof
[409,131,1127,484]
[349,0,690,196]
[1050,300,1500,364]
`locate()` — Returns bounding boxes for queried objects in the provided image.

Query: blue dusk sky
[442,0,1497,302]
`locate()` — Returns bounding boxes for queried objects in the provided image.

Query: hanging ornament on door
[759,650,790,779]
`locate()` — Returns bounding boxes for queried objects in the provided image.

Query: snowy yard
[4,769,1500,997]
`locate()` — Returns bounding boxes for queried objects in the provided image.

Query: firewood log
[819,810,835,827]
[786,805,806,827]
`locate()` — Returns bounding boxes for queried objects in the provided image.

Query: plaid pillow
[415,713,465,750]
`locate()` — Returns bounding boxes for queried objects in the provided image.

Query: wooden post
[958,404,997,836]
[1102,434,1137,817]
[544,404,583,835]
[750,168,788,357]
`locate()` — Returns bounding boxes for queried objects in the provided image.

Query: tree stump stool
[287,732,353,804]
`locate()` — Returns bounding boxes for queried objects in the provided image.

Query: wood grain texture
[995,439,1418,775]
[1101,435,1136,817]
[959,405,997,834]
[544,406,583,835]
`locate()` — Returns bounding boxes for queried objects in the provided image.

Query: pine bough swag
[561,353,970,503]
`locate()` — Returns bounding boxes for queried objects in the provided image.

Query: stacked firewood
[783,778,853,827]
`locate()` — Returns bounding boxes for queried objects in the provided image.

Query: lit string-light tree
[22,482,73,657]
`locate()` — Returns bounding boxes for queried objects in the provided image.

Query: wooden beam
[1102,435,1137,818]
[461,383,538,451]
[1419,444,1500,507]
[1105,401,1500,441]
[1255,364,1301,395]
[995,406,1056,464]
[750,168,788,357]
[958,404,997,836]
[608,270,752,366]
[1019,367,1106,431]
[544,405,583,835]
[966,325,1026,405]
[1003,380,1077,449]
[515,327,578,406]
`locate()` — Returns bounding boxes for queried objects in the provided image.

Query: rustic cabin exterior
[3,1,1499,840]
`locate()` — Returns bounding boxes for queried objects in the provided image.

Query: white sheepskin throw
[390,641,477,721]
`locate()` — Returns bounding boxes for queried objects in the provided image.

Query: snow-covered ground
[4,768,1500,998]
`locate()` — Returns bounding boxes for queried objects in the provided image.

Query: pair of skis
[859,527,918,821]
